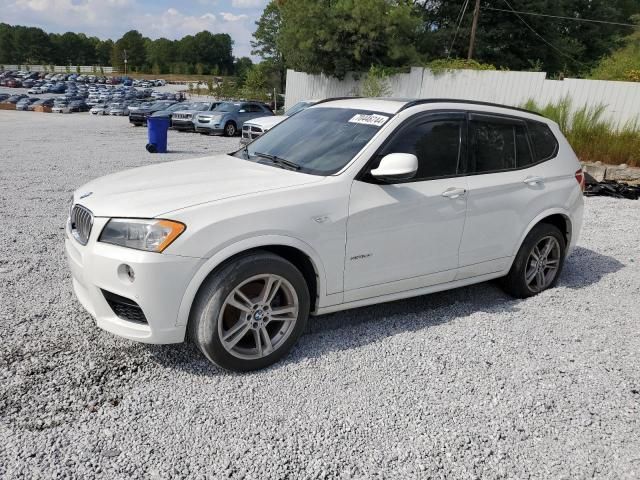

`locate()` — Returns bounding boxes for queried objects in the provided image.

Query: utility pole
[468,0,481,60]
[123,49,128,76]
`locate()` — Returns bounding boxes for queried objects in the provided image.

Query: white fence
[285,67,640,126]
[1,64,114,74]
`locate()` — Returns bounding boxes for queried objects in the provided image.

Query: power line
[499,0,588,67]
[447,0,470,58]
[484,6,638,28]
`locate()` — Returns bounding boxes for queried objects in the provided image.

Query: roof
[311,97,544,119]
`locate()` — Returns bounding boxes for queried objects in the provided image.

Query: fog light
[117,264,135,283]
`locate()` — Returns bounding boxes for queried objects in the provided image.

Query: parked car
[171,102,220,131]
[5,78,22,88]
[129,100,176,126]
[150,101,192,120]
[15,97,39,110]
[69,100,90,112]
[28,98,55,111]
[193,101,274,136]
[90,104,109,115]
[64,98,586,371]
[107,102,130,116]
[0,93,10,102]
[240,100,319,145]
[4,94,28,104]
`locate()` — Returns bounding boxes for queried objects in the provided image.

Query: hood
[74,154,324,218]
[245,115,287,130]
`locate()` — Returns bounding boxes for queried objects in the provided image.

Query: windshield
[150,101,172,109]
[190,102,211,111]
[285,101,312,116]
[215,102,239,113]
[167,102,190,111]
[235,107,389,175]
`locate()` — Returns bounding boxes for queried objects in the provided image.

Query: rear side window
[527,121,559,162]
[468,115,534,174]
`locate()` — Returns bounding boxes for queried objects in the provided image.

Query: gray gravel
[1,108,639,479]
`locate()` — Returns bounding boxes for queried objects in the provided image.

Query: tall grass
[523,97,640,168]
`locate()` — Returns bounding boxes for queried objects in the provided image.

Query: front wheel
[188,251,310,371]
[500,223,566,298]
[223,122,237,137]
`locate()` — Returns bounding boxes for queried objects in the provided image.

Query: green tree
[112,30,147,72]
[242,64,270,100]
[278,0,421,79]
[234,56,254,85]
[591,15,640,81]
[418,0,638,76]
[251,1,286,91]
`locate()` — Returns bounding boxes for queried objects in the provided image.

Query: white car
[240,100,319,145]
[66,98,584,371]
[90,105,108,115]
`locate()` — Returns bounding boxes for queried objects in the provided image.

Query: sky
[0,0,270,58]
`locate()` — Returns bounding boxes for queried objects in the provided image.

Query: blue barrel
[146,116,170,153]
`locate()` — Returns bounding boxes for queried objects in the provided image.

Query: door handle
[442,188,467,199]
[524,176,545,186]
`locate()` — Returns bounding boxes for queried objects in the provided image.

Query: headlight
[99,219,185,253]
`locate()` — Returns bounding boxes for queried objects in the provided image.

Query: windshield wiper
[253,152,301,171]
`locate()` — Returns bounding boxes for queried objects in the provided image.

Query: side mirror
[370,153,418,182]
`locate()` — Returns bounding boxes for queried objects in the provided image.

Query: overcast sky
[0,0,269,58]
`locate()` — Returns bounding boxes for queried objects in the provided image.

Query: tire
[500,223,566,298]
[224,121,237,137]
[188,251,310,371]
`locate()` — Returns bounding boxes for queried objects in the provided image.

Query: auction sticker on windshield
[348,113,389,127]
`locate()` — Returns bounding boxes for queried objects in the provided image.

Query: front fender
[175,234,328,326]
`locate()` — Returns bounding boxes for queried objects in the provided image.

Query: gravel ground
[0,109,639,479]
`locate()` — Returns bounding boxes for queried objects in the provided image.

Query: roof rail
[398,98,544,117]
[313,96,362,105]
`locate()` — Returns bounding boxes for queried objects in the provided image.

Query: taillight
[575,169,585,192]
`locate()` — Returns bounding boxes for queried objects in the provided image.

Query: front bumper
[195,124,223,135]
[129,114,148,124]
[171,120,196,131]
[65,216,202,344]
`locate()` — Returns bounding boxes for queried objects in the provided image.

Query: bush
[426,58,498,74]
[360,65,392,97]
[523,97,640,167]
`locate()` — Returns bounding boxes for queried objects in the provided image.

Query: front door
[344,113,468,302]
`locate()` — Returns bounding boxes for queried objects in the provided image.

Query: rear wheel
[500,223,566,298]
[189,252,310,371]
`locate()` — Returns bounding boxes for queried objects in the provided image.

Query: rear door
[457,113,561,279]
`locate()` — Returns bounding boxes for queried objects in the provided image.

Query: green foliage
[360,65,392,97]
[426,58,497,74]
[278,0,421,79]
[524,97,640,167]
[216,78,239,100]
[251,1,286,92]
[233,57,254,86]
[590,16,640,82]
[241,65,270,101]
[418,0,638,77]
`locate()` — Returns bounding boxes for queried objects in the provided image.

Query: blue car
[193,101,274,136]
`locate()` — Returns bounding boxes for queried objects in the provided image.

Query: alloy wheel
[525,236,561,293]
[218,274,299,360]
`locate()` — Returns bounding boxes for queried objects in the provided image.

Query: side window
[468,116,533,173]
[381,120,462,180]
[527,121,559,162]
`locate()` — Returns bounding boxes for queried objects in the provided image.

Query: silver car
[171,102,220,131]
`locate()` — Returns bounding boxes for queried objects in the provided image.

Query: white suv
[66,98,584,371]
